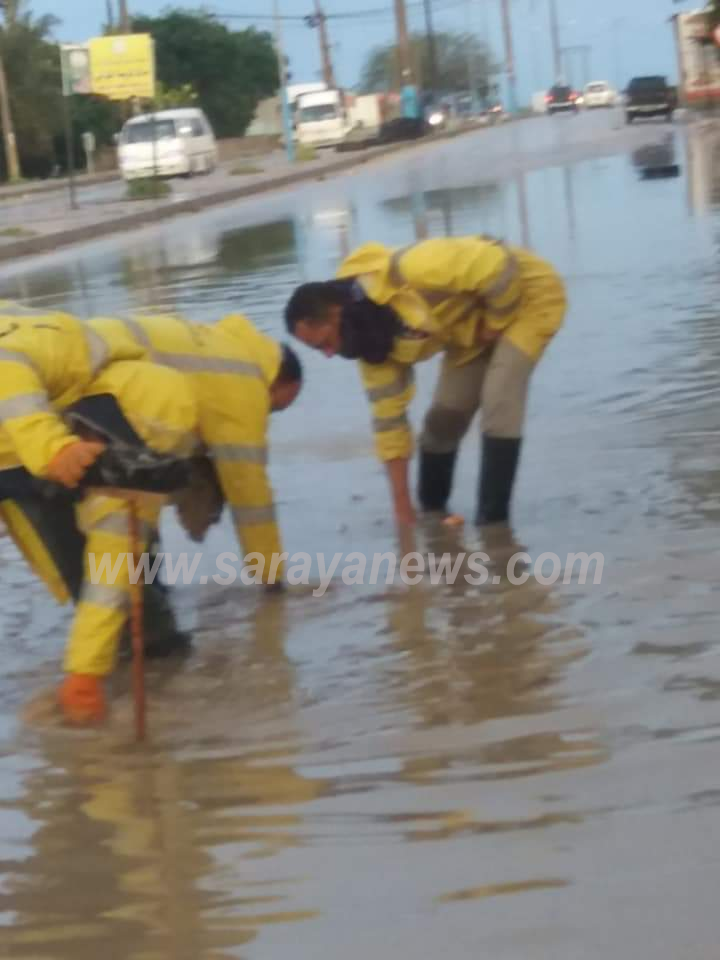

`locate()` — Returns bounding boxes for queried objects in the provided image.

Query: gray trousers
[420,339,535,453]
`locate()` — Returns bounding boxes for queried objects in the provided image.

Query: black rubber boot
[418,449,458,512]
[118,580,192,662]
[476,435,522,526]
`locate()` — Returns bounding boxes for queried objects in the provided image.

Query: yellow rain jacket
[0,301,145,475]
[0,302,200,677]
[88,311,285,582]
[336,236,566,461]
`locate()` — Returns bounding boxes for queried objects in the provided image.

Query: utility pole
[106,0,115,32]
[273,0,295,162]
[423,0,439,96]
[464,0,476,110]
[499,0,518,113]
[0,53,19,181]
[0,0,20,183]
[561,44,591,90]
[394,0,414,86]
[311,1,336,89]
[549,0,562,80]
[118,0,130,33]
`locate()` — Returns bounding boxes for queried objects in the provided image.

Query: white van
[118,108,218,181]
[295,90,350,149]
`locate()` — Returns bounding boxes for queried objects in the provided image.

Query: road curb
[0,170,121,203]
[0,130,473,265]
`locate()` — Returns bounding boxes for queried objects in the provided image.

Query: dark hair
[284,281,345,334]
[276,343,303,385]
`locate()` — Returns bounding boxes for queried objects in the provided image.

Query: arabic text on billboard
[88,34,155,101]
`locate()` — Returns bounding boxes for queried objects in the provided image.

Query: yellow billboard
[88,34,155,101]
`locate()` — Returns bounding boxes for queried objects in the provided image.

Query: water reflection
[383,182,503,238]
[686,124,720,215]
[0,121,719,957]
[381,527,587,735]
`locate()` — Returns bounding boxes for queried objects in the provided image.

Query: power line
[212,0,468,25]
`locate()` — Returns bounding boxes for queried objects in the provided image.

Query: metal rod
[128,499,146,742]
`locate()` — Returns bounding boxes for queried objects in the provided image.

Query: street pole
[394,0,414,86]
[313,1,336,89]
[499,0,518,113]
[464,0,477,110]
[612,19,625,93]
[423,0,439,98]
[61,87,77,210]
[0,53,19,182]
[118,0,130,33]
[549,0,562,80]
[273,0,295,162]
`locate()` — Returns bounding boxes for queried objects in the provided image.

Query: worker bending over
[0,304,302,726]
[285,235,565,529]
[89,309,302,585]
[0,303,198,724]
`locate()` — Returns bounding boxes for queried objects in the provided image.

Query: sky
[33,0,699,102]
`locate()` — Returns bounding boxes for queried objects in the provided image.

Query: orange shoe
[58,674,107,726]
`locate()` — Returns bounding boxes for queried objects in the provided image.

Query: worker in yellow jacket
[0,304,302,726]
[0,302,200,725]
[87,310,302,582]
[284,235,566,528]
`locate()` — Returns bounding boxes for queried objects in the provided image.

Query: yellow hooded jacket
[0,303,199,677]
[0,301,147,476]
[335,236,566,461]
[88,311,285,582]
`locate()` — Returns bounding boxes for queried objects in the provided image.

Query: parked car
[117,108,218,181]
[624,76,676,124]
[545,84,580,113]
[583,80,616,108]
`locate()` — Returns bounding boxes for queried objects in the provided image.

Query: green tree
[69,94,123,150]
[153,81,198,110]
[360,31,498,99]
[131,10,278,137]
[0,1,63,178]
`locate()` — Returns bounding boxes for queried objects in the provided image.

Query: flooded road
[1,114,720,958]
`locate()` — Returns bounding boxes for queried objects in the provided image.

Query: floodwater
[0,115,719,958]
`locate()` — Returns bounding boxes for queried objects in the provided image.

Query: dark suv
[625,76,676,123]
[545,84,579,113]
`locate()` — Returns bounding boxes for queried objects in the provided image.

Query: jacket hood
[337,243,395,304]
[217,313,282,385]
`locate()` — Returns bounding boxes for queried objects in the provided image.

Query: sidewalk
[0,169,120,202]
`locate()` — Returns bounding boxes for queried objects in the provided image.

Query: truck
[294,89,384,149]
[624,76,677,123]
[295,89,349,149]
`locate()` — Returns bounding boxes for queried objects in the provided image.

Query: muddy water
[0,119,720,958]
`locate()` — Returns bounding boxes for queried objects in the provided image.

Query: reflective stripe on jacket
[335,237,566,461]
[89,312,284,581]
